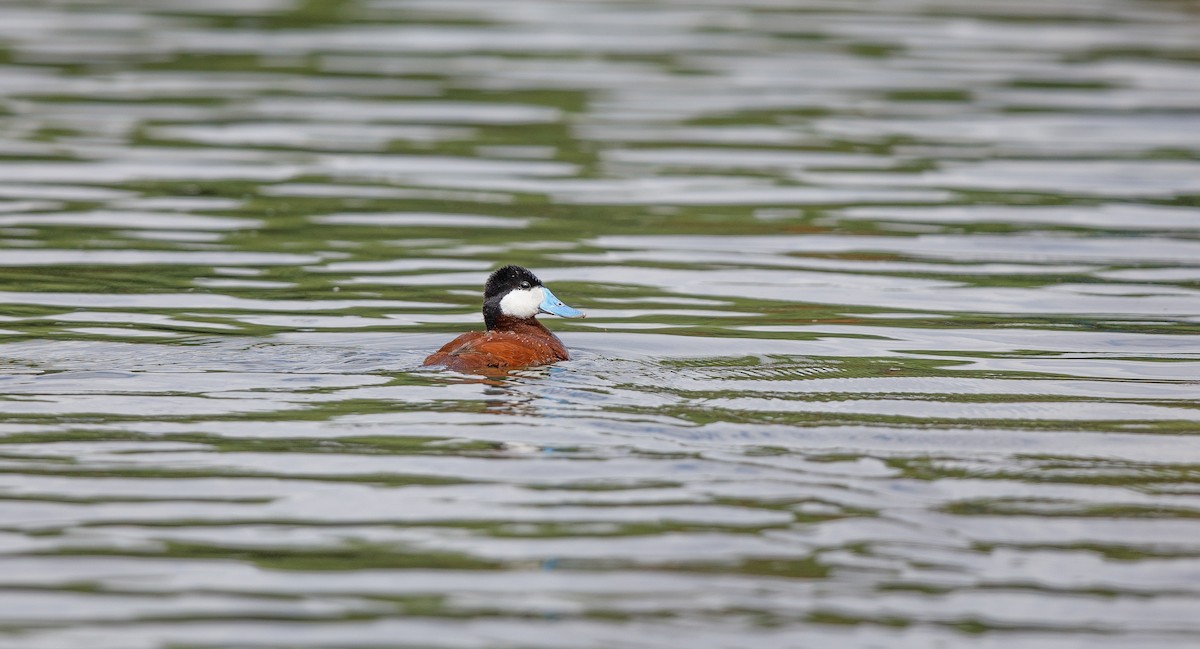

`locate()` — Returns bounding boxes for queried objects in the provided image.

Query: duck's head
[483,265,584,329]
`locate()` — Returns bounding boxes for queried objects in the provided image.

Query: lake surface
[1,0,1199,647]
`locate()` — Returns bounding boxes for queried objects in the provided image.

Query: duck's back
[423,325,568,372]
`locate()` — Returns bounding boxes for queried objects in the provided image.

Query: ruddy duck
[423,265,584,373]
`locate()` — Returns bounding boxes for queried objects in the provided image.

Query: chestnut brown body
[423,315,569,373]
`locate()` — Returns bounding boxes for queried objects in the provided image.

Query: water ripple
[0,0,1198,647]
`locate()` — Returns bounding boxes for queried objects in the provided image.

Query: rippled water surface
[2,0,1200,647]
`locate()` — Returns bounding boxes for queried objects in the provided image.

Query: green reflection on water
[0,0,1199,645]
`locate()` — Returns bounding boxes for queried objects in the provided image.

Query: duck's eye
[520,281,531,289]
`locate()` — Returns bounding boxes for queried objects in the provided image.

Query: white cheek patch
[499,286,544,318]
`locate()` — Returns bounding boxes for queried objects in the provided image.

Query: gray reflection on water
[1,0,1200,647]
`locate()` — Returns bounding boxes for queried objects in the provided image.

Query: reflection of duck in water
[423,265,584,374]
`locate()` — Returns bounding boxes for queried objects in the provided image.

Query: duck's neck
[488,314,551,336]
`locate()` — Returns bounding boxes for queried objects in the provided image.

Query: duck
[423,265,584,373]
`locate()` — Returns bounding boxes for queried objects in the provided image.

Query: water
[1,0,1199,646]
